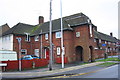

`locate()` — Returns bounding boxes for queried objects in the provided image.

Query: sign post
[16,37,22,71]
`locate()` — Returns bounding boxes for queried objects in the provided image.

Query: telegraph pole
[49,0,53,71]
[60,0,64,69]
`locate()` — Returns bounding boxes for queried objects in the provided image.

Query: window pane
[34,49,39,57]
[76,32,80,37]
[57,47,60,55]
[35,36,39,41]
[21,49,27,55]
[56,32,61,38]
[45,34,48,40]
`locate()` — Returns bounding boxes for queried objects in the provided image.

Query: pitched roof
[33,12,89,35]
[2,12,117,43]
[94,30,117,42]
[2,13,89,36]
[2,23,34,36]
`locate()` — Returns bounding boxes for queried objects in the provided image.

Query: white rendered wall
[1,34,13,50]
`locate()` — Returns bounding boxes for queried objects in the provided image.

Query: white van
[0,50,17,61]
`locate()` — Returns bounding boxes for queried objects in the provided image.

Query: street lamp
[60,0,64,69]
[49,0,53,71]
[16,37,22,71]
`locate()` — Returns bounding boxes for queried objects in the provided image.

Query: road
[2,63,119,80]
[71,64,118,78]
[40,64,119,80]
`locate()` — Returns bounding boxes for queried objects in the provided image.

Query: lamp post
[16,37,22,71]
[60,0,64,69]
[49,0,53,71]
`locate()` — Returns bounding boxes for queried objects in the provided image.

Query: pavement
[1,55,119,79]
[2,62,104,79]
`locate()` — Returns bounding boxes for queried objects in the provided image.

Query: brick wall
[12,25,118,63]
[2,59,48,71]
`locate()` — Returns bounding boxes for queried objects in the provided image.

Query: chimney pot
[39,16,44,24]
[110,32,113,36]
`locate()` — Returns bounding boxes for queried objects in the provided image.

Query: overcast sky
[0,0,119,38]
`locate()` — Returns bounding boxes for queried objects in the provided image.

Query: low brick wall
[1,59,48,71]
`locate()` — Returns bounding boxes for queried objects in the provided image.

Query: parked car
[31,55,40,59]
[21,55,40,60]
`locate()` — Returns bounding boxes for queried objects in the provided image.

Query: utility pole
[16,37,22,71]
[60,0,64,69]
[49,0,53,71]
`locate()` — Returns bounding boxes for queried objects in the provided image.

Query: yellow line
[44,65,118,79]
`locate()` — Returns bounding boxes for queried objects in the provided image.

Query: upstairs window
[25,35,30,42]
[76,32,80,38]
[35,36,39,41]
[105,41,107,44]
[45,34,48,40]
[56,32,61,38]
[99,39,101,43]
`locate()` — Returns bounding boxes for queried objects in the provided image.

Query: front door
[45,48,49,60]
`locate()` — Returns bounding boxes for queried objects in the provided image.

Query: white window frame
[25,35,30,42]
[105,41,107,44]
[57,47,61,55]
[44,49,47,59]
[56,32,61,38]
[35,36,39,41]
[21,49,27,55]
[34,49,39,57]
[99,39,101,43]
[76,32,80,38]
[89,24,93,37]
[45,34,49,40]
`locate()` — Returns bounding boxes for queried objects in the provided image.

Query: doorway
[44,47,49,60]
[89,46,93,62]
[76,46,83,61]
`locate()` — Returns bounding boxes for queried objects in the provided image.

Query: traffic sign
[102,44,106,46]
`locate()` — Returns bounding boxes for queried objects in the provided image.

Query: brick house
[1,13,118,63]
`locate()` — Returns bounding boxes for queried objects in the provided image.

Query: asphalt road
[40,64,119,80]
[71,64,118,78]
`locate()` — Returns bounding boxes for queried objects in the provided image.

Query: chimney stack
[39,16,44,24]
[110,32,113,36]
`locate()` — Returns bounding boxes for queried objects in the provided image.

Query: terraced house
[1,13,118,63]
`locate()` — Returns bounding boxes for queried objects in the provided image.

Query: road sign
[102,44,106,46]
[16,37,21,43]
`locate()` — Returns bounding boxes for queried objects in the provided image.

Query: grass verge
[97,62,117,67]
[97,57,120,62]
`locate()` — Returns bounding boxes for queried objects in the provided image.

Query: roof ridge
[97,31,113,38]
[18,22,35,27]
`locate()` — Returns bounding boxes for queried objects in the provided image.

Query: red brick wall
[13,35,32,56]
[2,59,48,71]
[12,25,118,63]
